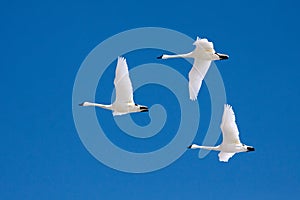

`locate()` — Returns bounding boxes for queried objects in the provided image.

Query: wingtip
[224,104,231,108]
[189,96,197,101]
[118,56,126,62]
[219,160,229,163]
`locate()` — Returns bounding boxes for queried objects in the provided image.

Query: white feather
[79,57,148,116]
[188,59,211,100]
[220,104,241,145]
[218,152,236,162]
[160,37,228,100]
[113,57,134,104]
[188,104,254,162]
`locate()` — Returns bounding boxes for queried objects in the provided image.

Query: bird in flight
[188,104,255,162]
[157,37,228,100]
[79,57,148,116]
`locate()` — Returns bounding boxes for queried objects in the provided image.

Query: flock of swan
[80,37,255,162]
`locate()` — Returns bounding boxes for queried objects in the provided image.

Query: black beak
[157,55,163,59]
[79,103,84,106]
[187,145,192,149]
[215,53,229,60]
[247,147,255,152]
[140,106,149,112]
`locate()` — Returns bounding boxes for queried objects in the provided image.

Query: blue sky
[1,0,300,199]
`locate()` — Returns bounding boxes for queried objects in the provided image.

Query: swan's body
[79,57,148,116]
[188,104,254,162]
[157,37,229,100]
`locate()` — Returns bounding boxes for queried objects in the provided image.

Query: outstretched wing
[113,57,134,104]
[218,152,235,162]
[193,37,215,53]
[188,58,211,100]
[220,104,241,145]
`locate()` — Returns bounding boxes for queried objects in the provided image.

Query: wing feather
[218,152,235,162]
[113,57,134,104]
[193,37,215,53]
[188,59,211,100]
[220,104,241,145]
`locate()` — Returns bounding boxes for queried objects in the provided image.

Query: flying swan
[79,57,148,116]
[188,104,255,162]
[157,37,229,100]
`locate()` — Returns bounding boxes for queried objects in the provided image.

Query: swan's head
[157,55,167,59]
[214,53,229,60]
[187,144,199,149]
[79,101,92,106]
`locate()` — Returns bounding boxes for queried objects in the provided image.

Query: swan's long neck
[190,144,220,151]
[82,102,112,110]
[162,52,192,59]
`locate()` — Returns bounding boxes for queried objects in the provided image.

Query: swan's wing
[193,37,215,53]
[188,59,211,100]
[220,104,241,145]
[218,152,235,162]
[113,57,134,104]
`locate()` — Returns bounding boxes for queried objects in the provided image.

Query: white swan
[79,57,148,116]
[157,37,229,100]
[188,104,254,162]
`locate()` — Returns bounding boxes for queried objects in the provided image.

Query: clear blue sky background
[1,0,300,199]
